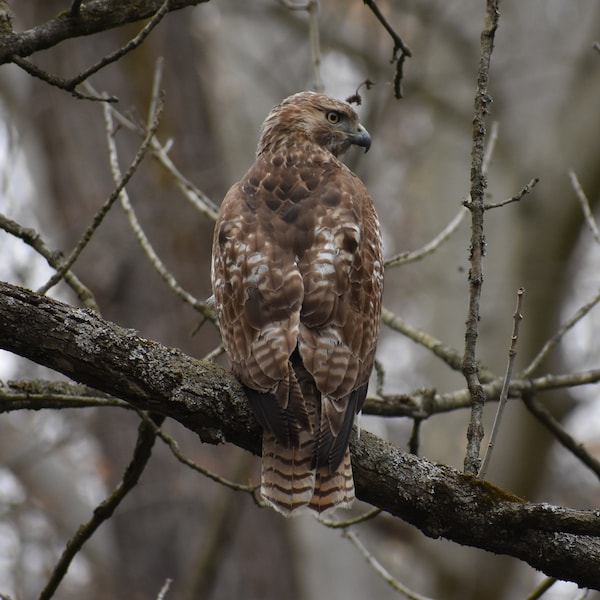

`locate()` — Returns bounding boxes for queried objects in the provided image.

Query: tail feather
[257,349,358,517]
[260,431,316,516]
[309,448,355,515]
[260,432,355,517]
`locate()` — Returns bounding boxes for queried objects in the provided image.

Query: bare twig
[307,0,323,92]
[146,417,257,494]
[0,1,205,66]
[522,393,600,482]
[344,530,436,600]
[0,212,99,310]
[72,0,169,86]
[149,134,220,221]
[362,0,412,98]
[523,284,600,377]
[381,306,496,381]
[569,169,600,245]
[11,56,116,102]
[0,390,131,413]
[156,579,173,600]
[203,344,226,361]
[8,366,600,427]
[278,0,322,91]
[385,207,468,268]
[148,56,165,126]
[36,98,163,295]
[482,120,499,173]
[85,81,219,221]
[278,0,309,7]
[102,94,216,322]
[478,287,524,479]
[524,577,557,600]
[462,0,501,476]
[484,177,539,210]
[386,121,501,269]
[385,120,502,269]
[12,0,170,101]
[320,507,382,528]
[37,413,164,600]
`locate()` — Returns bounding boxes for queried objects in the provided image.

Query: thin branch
[482,120,499,173]
[37,413,164,600]
[11,56,117,102]
[344,530,436,600]
[523,284,600,377]
[145,416,257,495]
[278,0,309,8]
[593,42,600,55]
[0,391,131,413]
[524,577,557,600]
[385,207,467,268]
[36,97,164,295]
[479,287,524,479]
[386,121,501,269]
[522,393,600,482]
[148,56,165,127]
[102,95,216,323]
[484,177,539,210]
[86,82,219,221]
[462,0,501,476]
[0,0,208,65]
[307,0,323,92]
[156,579,173,600]
[13,0,170,102]
[280,1,323,91]
[381,306,496,382]
[69,0,170,87]
[9,366,600,430]
[148,133,220,221]
[0,212,99,311]
[362,0,412,98]
[569,169,600,245]
[320,507,382,528]
[203,344,225,361]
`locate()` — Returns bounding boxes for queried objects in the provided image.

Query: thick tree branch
[1,281,600,589]
[0,0,209,64]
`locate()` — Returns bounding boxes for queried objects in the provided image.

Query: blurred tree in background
[1,1,600,599]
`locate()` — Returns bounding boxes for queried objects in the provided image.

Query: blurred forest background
[1,1,600,599]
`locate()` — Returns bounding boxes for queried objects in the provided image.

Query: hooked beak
[350,124,372,153]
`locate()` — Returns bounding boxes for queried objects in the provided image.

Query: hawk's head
[257,91,371,158]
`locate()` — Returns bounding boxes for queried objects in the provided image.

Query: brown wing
[211,156,315,445]
[297,164,383,471]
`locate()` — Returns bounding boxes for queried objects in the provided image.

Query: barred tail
[260,430,316,516]
[260,432,355,517]
[309,447,355,515]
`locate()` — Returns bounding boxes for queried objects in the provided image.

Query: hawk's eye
[326,111,341,124]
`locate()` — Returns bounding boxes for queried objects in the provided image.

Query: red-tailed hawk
[211,91,383,516]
